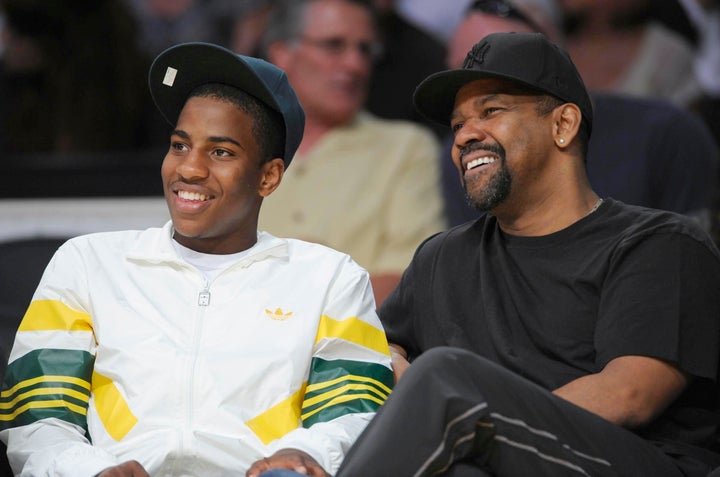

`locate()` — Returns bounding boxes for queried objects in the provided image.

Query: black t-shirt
[380,198,720,464]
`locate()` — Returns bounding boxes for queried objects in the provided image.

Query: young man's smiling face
[161,95,280,254]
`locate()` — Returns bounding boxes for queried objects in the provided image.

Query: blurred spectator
[364,0,447,137]
[679,0,720,99]
[648,0,699,45]
[678,0,720,241]
[122,0,225,58]
[561,0,702,106]
[215,0,278,56]
[0,0,163,154]
[394,0,473,44]
[441,0,719,232]
[678,0,720,146]
[259,0,445,305]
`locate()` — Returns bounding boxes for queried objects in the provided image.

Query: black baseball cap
[149,42,305,167]
[414,32,593,135]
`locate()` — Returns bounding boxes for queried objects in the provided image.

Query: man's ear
[258,158,285,198]
[552,103,582,149]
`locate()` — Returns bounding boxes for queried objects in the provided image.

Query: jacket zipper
[180,278,211,466]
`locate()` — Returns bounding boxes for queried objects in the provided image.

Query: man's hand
[389,343,410,383]
[96,460,149,477]
[246,448,330,477]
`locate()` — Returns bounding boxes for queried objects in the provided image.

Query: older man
[258,0,446,305]
[336,32,720,477]
[440,0,719,230]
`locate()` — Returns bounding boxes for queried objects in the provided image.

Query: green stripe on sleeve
[0,349,94,433]
[301,357,393,428]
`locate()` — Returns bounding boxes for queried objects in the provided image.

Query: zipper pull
[198,289,211,306]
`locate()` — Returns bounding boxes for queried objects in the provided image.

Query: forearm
[553,374,643,427]
[552,356,689,428]
[388,343,410,382]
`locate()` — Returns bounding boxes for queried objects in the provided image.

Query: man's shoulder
[412,218,488,261]
[278,235,368,273]
[602,200,718,253]
[62,226,166,256]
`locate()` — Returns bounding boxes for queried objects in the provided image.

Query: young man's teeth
[178,190,209,201]
[467,156,496,170]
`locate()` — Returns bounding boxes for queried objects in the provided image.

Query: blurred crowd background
[0,0,719,238]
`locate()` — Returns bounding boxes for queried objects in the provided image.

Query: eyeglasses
[468,0,544,34]
[297,36,384,62]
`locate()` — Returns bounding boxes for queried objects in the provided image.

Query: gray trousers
[336,347,690,477]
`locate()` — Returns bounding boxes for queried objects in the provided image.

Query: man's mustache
[459,141,505,161]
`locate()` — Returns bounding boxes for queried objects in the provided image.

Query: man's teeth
[466,156,496,170]
[178,190,209,201]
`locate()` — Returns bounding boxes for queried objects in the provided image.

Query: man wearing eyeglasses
[257,0,446,306]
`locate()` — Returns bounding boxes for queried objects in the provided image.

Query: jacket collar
[125,221,289,267]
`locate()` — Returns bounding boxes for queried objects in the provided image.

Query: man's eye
[171,142,187,151]
[484,107,501,116]
[214,149,232,158]
[451,122,464,133]
[323,38,346,54]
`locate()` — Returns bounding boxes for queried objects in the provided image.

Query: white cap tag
[163,67,178,87]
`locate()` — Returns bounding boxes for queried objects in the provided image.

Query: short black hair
[187,83,285,165]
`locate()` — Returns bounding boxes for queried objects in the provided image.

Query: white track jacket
[0,223,393,476]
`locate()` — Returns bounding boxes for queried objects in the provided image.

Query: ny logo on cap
[463,42,491,70]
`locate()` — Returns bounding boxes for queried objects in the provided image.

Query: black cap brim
[414,69,553,127]
[149,42,304,166]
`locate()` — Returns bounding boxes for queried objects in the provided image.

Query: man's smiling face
[450,78,554,212]
[161,95,268,254]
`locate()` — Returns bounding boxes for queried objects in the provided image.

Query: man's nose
[177,150,209,181]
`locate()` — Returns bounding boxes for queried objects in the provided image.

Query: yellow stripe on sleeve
[0,399,88,422]
[301,393,386,421]
[302,382,389,408]
[91,372,138,441]
[245,384,306,445]
[0,387,90,410]
[1,375,91,400]
[315,315,390,356]
[305,374,392,395]
[18,300,92,332]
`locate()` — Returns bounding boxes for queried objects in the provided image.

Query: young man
[0,43,392,477]
[336,32,720,476]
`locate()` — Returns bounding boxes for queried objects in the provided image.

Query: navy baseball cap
[149,42,305,167]
[414,32,593,135]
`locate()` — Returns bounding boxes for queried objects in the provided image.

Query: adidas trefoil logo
[265,308,293,321]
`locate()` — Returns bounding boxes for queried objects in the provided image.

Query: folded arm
[553,355,689,428]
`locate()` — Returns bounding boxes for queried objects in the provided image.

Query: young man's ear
[258,158,285,198]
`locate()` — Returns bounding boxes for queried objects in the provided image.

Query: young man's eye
[170,142,187,152]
